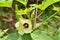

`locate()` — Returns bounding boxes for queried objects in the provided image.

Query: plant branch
[33,12,58,31]
[34,0,39,28]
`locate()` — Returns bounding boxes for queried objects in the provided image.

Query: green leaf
[31,30,54,40]
[0,29,8,37]
[53,6,60,11]
[17,0,28,6]
[2,33,32,40]
[16,7,34,20]
[56,28,60,40]
[22,34,32,40]
[0,0,13,7]
[16,7,34,15]
[38,0,60,10]
[0,38,2,40]
[0,31,4,37]
[2,32,22,40]
[16,9,27,15]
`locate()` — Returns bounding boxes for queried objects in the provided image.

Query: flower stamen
[23,23,29,28]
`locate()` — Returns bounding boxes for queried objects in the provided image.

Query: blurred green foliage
[0,0,60,40]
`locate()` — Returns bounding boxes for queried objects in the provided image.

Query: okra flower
[15,18,32,35]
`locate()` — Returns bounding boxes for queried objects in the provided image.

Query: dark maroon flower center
[23,23,29,28]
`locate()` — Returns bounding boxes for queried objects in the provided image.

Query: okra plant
[0,0,60,40]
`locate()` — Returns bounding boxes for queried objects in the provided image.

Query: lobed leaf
[0,0,13,7]
[38,0,60,10]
